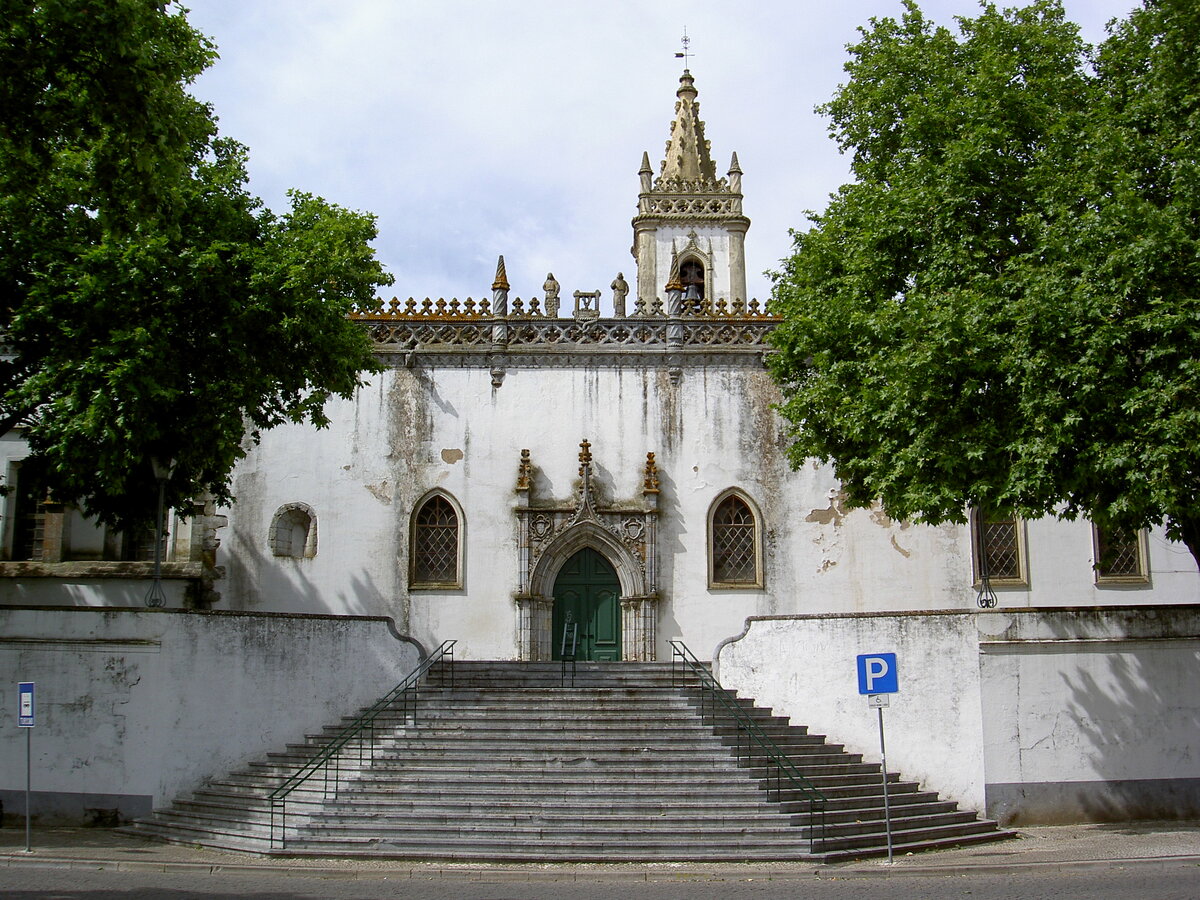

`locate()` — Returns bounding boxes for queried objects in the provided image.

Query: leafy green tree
[769,0,1200,568]
[0,0,391,527]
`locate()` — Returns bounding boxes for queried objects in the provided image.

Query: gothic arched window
[410,492,463,589]
[708,490,763,589]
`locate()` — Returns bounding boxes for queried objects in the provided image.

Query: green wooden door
[551,548,621,662]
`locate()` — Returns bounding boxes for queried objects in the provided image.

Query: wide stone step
[276,838,818,862]
[251,751,746,770]
[281,734,733,756]
[813,819,1010,853]
[208,772,770,794]
[155,805,794,839]
[288,769,753,787]
[125,659,1011,863]
[299,811,797,832]
[177,795,788,822]
[801,809,982,835]
[817,828,1015,862]
[422,692,692,703]
[324,728,833,750]
[120,818,271,851]
[288,821,804,843]
[304,720,812,745]
[782,790,947,814]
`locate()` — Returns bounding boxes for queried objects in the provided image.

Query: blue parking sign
[18,682,34,727]
[857,654,898,694]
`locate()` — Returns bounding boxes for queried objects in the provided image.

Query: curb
[2,852,1198,881]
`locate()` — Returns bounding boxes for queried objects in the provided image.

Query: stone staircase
[121,660,1012,862]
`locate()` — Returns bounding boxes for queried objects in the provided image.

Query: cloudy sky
[182,0,1139,312]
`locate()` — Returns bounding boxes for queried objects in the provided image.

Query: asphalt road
[2,862,1198,899]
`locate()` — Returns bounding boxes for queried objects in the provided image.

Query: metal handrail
[267,639,456,849]
[560,622,578,686]
[669,640,827,849]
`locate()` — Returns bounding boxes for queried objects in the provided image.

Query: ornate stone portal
[514,442,660,661]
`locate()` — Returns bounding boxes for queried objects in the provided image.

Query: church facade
[1,70,1195,656]
[2,69,1198,828]
[204,70,1195,662]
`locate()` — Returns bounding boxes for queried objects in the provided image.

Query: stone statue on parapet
[611,272,629,318]
[543,273,561,318]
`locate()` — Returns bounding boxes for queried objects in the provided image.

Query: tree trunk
[1172,514,1200,575]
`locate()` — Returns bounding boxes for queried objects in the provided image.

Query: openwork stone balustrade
[351,298,779,350]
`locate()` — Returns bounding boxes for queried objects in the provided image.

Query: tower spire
[659,69,715,183]
[631,66,750,311]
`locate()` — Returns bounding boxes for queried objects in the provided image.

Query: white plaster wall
[963,516,1198,610]
[217,356,1198,661]
[978,607,1200,788]
[716,612,987,812]
[0,606,420,820]
[5,348,1192,658]
[221,361,993,659]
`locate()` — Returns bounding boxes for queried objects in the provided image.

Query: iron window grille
[411,493,462,588]
[709,491,762,588]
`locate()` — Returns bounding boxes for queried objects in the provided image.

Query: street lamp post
[144,457,174,608]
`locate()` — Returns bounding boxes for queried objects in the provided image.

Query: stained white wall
[717,607,1200,823]
[0,606,421,822]
[221,361,990,659]
[2,348,1194,659]
[218,358,1196,661]
[716,611,987,812]
[978,607,1200,823]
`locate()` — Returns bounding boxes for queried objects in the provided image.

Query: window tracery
[709,490,763,588]
[410,492,463,588]
[1093,524,1149,583]
[971,509,1027,586]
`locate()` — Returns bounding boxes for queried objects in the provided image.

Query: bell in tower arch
[681,259,704,312]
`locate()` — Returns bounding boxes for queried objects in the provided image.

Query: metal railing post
[266,640,458,840]
[668,639,828,851]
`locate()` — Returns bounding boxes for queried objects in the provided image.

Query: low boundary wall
[716,606,1200,825]
[0,606,421,824]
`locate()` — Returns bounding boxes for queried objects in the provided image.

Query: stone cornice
[633,211,750,229]
[0,561,203,579]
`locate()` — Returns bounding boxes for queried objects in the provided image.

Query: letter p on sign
[857,653,898,694]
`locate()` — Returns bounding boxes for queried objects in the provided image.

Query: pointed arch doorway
[551,548,621,661]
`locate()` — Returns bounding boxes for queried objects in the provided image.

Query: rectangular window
[972,509,1028,587]
[1093,525,1149,584]
[10,461,48,562]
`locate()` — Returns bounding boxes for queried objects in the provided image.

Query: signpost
[856,654,897,863]
[17,682,34,852]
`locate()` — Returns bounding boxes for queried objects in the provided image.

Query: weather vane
[675,28,693,69]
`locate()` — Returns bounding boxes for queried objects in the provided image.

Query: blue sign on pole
[18,681,34,727]
[856,653,898,695]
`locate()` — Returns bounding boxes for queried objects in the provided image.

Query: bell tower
[631,70,749,311]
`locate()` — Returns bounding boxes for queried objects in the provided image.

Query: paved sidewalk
[0,822,1197,881]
